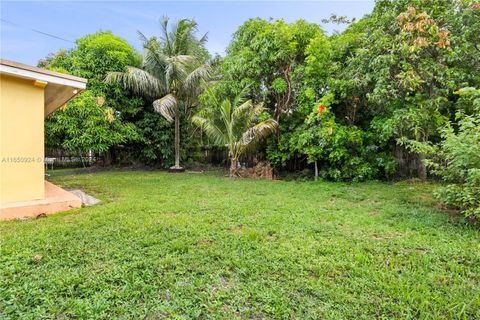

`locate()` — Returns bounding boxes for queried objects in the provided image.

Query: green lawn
[1,170,479,319]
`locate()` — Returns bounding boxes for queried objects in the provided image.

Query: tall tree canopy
[42,31,144,163]
[322,0,480,178]
[220,19,325,121]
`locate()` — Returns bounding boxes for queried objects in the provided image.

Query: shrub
[426,88,480,220]
[268,94,397,182]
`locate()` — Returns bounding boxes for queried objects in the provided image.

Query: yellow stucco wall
[0,74,45,204]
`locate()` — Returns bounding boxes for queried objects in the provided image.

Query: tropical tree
[41,31,144,165]
[107,17,211,171]
[45,91,138,164]
[221,19,323,122]
[193,88,278,177]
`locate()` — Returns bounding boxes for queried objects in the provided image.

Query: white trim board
[0,64,87,90]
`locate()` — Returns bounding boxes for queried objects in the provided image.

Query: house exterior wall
[0,74,45,204]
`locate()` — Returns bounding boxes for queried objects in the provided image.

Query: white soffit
[0,60,87,89]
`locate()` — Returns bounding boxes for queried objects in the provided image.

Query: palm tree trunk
[229,157,239,178]
[174,105,180,168]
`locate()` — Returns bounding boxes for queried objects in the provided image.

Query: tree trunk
[314,160,318,181]
[174,105,180,168]
[78,150,86,168]
[88,150,93,166]
[418,153,427,180]
[229,157,239,178]
[103,149,112,166]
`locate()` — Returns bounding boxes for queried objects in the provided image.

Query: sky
[1,1,375,66]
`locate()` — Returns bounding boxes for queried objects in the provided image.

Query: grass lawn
[1,170,479,319]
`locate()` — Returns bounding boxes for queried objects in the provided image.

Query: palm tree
[192,88,278,177]
[106,17,211,171]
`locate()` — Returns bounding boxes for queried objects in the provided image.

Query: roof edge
[0,59,87,85]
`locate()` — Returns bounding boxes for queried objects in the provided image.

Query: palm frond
[219,99,233,133]
[153,94,178,122]
[192,115,228,146]
[201,81,221,107]
[185,64,211,92]
[232,84,251,107]
[143,42,169,76]
[239,119,278,153]
[245,102,265,129]
[232,99,253,120]
[198,32,209,46]
[169,55,197,66]
[137,31,149,46]
[106,67,164,99]
[174,19,195,54]
[164,59,188,91]
[160,16,174,54]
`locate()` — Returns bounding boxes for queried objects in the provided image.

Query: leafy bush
[45,91,139,154]
[426,88,480,220]
[126,111,175,166]
[268,94,397,182]
[43,31,145,164]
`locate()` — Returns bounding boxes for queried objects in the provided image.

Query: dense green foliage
[209,0,480,183]
[220,19,324,121]
[42,31,176,166]
[43,2,479,183]
[426,87,480,219]
[45,91,138,155]
[1,170,479,318]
